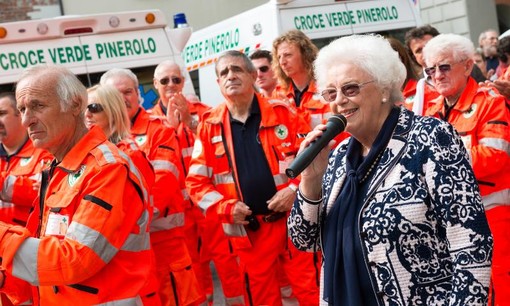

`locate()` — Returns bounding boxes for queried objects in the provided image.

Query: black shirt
[230,96,276,215]
[292,82,309,108]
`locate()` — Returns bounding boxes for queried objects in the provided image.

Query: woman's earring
[382,98,388,103]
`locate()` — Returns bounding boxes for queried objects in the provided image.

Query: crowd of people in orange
[0,25,508,306]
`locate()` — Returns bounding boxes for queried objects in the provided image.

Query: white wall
[419,0,498,42]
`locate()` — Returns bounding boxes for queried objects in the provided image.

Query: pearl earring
[382,98,388,103]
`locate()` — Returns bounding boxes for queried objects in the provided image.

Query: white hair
[423,33,475,65]
[314,34,406,104]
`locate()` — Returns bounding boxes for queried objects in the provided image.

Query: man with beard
[479,29,500,78]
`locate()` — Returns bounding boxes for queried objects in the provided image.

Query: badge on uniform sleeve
[463,104,477,119]
[68,165,85,187]
[275,124,288,139]
[45,212,70,238]
[20,157,32,167]
[135,135,147,146]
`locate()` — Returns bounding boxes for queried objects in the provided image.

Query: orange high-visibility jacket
[0,126,153,305]
[186,94,309,249]
[426,77,510,209]
[273,80,332,128]
[131,107,185,242]
[150,99,211,173]
[0,138,52,226]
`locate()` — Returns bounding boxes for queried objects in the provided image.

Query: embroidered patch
[463,103,477,119]
[68,165,86,187]
[275,124,288,139]
[19,157,32,167]
[135,135,147,146]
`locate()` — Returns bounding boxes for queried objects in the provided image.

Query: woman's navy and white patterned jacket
[288,108,493,305]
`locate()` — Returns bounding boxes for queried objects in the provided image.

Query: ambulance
[0,9,194,108]
[183,0,422,107]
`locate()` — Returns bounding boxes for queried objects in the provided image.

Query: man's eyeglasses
[159,76,183,86]
[257,66,270,73]
[424,64,452,77]
[320,80,375,102]
[87,103,104,114]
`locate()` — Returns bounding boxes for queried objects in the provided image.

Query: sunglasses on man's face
[87,103,104,114]
[257,66,270,73]
[159,76,183,86]
[320,80,375,102]
[424,64,452,77]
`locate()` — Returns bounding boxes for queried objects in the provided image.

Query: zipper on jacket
[219,122,243,200]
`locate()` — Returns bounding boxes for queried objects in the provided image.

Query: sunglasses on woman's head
[87,103,104,114]
[159,76,183,85]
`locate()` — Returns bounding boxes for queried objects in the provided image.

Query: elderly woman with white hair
[288,34,493,305]
[423,33,510,305]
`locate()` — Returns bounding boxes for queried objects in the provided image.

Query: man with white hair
[0,65,154,304]
[424,33,510,304]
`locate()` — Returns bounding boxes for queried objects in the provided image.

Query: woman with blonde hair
[85,84,131,144]
[85,84,159,305]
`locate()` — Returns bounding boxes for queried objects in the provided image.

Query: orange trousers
[486,206,510,306]
[201,211,245,305]
[235,215,320,306]
[153,237,205,306]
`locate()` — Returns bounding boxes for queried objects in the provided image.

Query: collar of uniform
[448,77,478,112]
[158,100,168,116]
[428,77,478,115]
[131,107,151,135]
[58,125,108,171]
[228,95,260,124]
[0,136,32,159]
[206,93,281,128]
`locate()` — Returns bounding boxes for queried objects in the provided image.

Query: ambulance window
[189,70,199,98]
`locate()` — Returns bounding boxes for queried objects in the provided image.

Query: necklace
[359,151,383,183]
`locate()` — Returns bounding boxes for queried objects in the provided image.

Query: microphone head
[326,114,347,134]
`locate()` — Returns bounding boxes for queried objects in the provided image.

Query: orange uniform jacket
[186,94,308,249]
[402,78,418,102]
[0,138,52,226]
[0,126,152,305]
[273,80,331,128]
[150,99,211,172]
[403,78,441,115]
[131,107,185,242]
[425,77,510,208]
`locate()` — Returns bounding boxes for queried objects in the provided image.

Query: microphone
[285,115,347,179]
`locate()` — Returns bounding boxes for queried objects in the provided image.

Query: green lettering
[83,44,92,61]
[116,41,126,57]
[0,53,8,70]
[96,44,105,59]
[124,40,133,56]
[65,46,75,63]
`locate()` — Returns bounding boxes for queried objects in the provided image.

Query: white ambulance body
[184,0,422,107]
[0,10,194,108]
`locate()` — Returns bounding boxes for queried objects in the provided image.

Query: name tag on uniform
[45,212,70,238]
